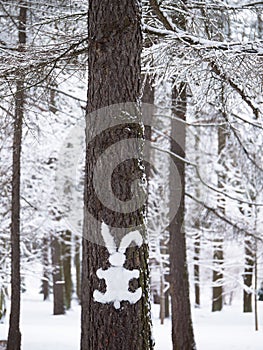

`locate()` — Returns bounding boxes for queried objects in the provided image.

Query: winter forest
[0,0,263,349]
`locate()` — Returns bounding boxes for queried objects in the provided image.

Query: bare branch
[152,137,263,206]
[186,192,262,241]
[210,61,260,119]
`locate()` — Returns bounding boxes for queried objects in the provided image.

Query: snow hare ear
[101,222,117,254]
[118,230,143,254]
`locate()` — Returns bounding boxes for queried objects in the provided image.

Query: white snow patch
[93,223,143,309]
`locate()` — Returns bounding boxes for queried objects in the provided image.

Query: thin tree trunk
[164,291,170,318]
[7,3,27,349]
[165,3,195,346]
[212,121,226,312]
[193,133,201,308]
[42,236,50,301]
[159,274,165,325]
[74,234,81,303]
[81,1,153,349]
[212,239,223,311]
[243,237,254,312]
[169,84,196,350]
[51,235,65,315]
[49,81,58,114]
[61,230,72,310]
[254,240,258,330]
[0,288,6,323]
[142,76,154,183]
[194,233,200,308]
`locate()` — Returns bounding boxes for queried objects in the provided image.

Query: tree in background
[169,83,196,349]
[7,2,27,349]
[51,234,65,315]
[61,230,72,310]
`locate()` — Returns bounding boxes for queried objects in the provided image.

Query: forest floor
[1,277,263,349]
[0,293,263,349]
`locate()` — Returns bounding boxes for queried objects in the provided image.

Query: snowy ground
[1,292,263,350]
[153,300,263,350]
[1,272,263,350]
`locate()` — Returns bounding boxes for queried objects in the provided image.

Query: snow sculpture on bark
[93,223,143,309]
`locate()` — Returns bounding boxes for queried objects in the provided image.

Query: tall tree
[7,2,26,349]
[167,1,196,348]
[169,83,196,350]
[81,1,153,349]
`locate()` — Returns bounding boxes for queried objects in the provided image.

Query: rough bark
[169,84,196,350]
[81,1,153,349]
[7,3,26,349]
[51,235,65,315]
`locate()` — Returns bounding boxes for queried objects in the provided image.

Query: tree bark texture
[169,84,196,350]
[81,1,153,349]
[7,3,26,349]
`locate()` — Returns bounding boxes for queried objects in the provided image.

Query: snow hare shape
[93,223,143,309]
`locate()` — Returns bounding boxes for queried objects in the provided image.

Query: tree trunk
[74,234,81,303]
[0,288,6,323]
[193,134,201,308]
[81,1,153,349]
[194,233,200,308]
[166,4,195,347]
[160,274,165,325]
[164,291,170,318]
[243,237,254,312]
[169,84,196,350]
[61,230,72,310]
[7,3,27,349]
[142,76,154,183]
[51,235,65,315]
[254,240,258,330]
[212,121,226,312]
[42,236,50,301]
[212,239,223,312]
